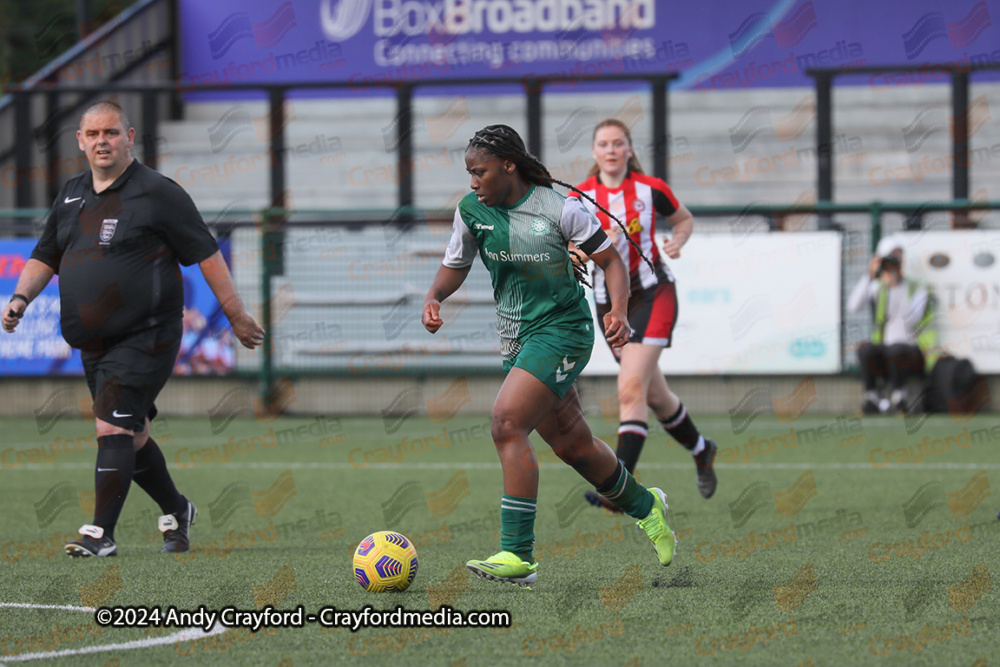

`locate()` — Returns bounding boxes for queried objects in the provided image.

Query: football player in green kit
[422,125,677,588]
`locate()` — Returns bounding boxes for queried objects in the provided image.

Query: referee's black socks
[659,403,706,454]
[94,434,135,540]
[133,439,184,517]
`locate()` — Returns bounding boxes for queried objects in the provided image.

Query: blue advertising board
[178,0,999,92]
[0,242,80,374]
[0,240,235,376]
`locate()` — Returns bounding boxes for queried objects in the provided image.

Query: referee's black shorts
[81,321,182,432]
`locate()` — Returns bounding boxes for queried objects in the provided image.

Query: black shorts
[81,321,182,432]
[597,281,678,351]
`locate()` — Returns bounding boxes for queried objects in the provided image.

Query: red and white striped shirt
[572,171,679,304]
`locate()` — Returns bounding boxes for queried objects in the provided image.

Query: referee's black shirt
[31,160,219,351]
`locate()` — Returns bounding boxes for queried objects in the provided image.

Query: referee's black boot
[65,525,117,557]
[694,438,718,499]
[159,498,197,553]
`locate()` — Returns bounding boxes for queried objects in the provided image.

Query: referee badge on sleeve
[99,219,119,245]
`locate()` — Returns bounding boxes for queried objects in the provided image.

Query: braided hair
[467,125,656,281]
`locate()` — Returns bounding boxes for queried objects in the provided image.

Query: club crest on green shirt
[530,219,549,236]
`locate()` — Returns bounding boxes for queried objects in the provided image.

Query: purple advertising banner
[178,0,999,93]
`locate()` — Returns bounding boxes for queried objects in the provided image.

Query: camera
[874,255,900,278]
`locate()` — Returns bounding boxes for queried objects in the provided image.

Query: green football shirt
[443,185,611,360]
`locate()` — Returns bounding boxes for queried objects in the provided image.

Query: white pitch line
[0,603,95,612]
[731,419,972,430]
[5,461,1000,471]
[713,462,1000,470]
[1,437,245,450]
[0,619,226,663]
[0,416,966,451]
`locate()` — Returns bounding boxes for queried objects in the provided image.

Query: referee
[2,101,265,557]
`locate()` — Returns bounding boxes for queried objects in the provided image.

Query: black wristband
[9,294,28,306]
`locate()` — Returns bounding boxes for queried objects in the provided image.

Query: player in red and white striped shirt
[572,119,718,505]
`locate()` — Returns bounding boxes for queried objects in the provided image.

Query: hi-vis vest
[872,281,938,372]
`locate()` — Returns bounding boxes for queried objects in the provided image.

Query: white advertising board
[892,231,1000,373]
[582,232,843,375]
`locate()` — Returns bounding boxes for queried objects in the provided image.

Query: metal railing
[252,199,995,399]
[1,73,679,211]
[1,198,994,405]
[806,63,1000,206]
[0,0,178,209]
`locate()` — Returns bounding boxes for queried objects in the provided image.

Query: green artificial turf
[0,412,997,665]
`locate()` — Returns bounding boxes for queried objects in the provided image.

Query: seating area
[158,83,1000,217]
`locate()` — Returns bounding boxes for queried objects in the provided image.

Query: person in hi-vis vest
[847,236,938,415]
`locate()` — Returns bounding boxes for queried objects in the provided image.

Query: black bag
[923,356,990,414]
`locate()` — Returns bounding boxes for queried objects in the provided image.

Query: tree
[1,0,137,89]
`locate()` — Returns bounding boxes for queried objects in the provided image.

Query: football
[352,531,419,592]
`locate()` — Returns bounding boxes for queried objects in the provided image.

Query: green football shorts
[503,325,594,398]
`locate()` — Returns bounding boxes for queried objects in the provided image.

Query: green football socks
[596,460,654,519]
[500,494,536,563]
